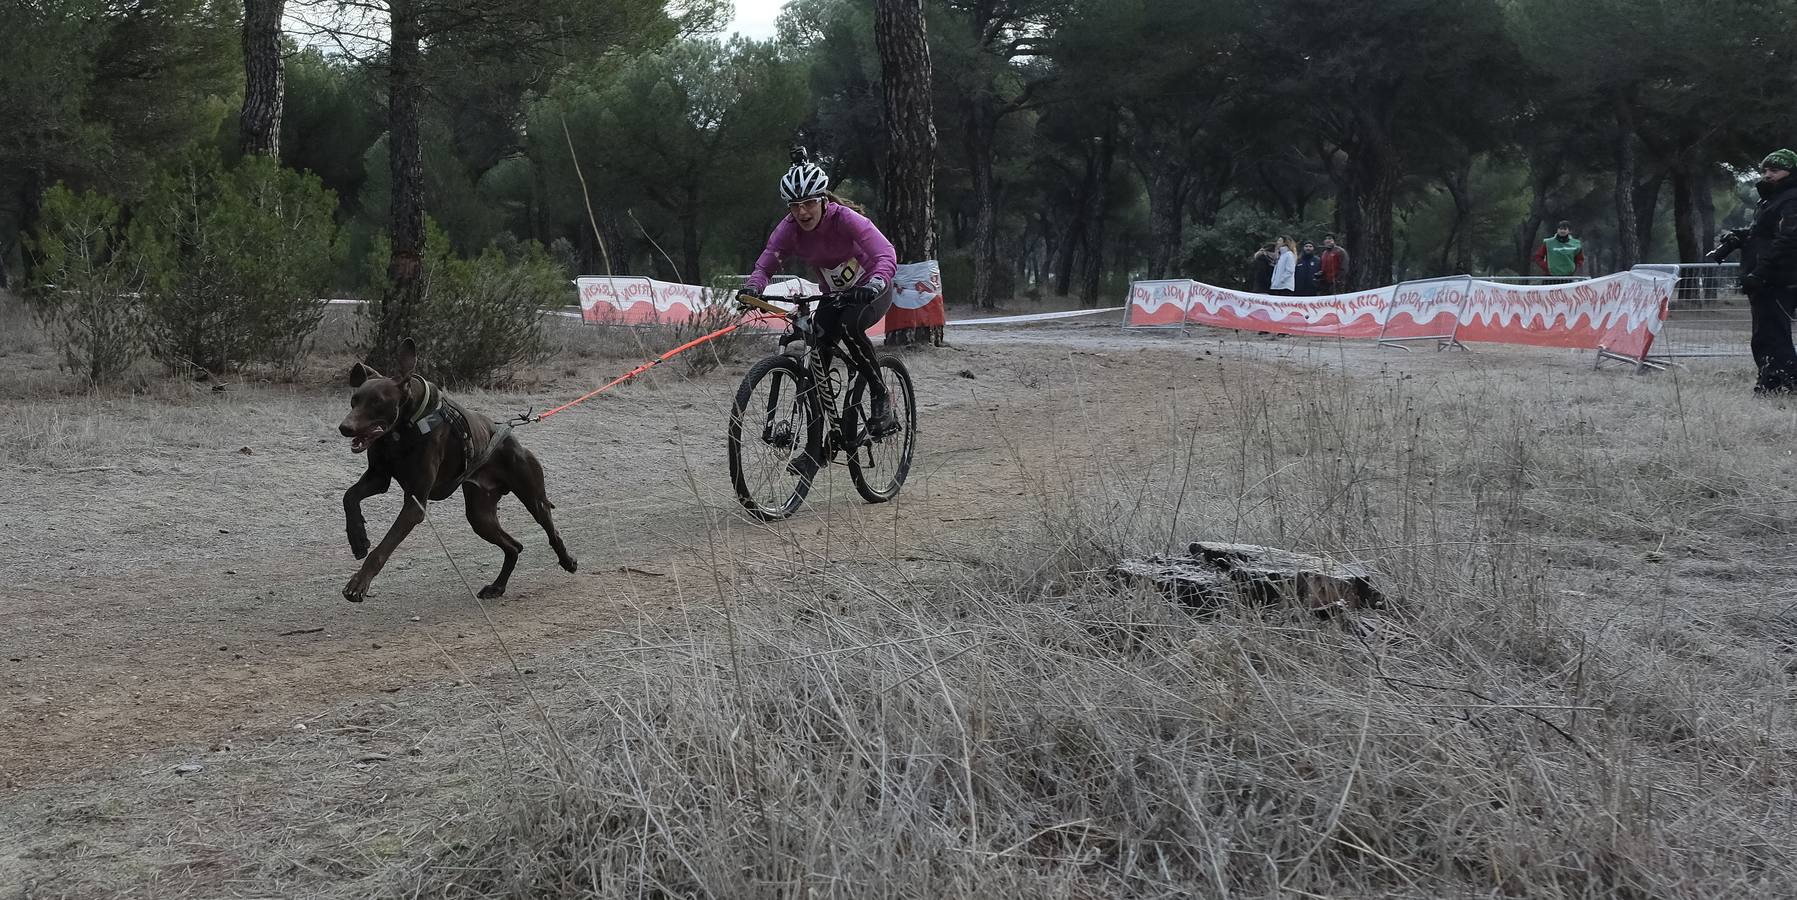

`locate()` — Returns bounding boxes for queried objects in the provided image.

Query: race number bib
[819,258,864,292]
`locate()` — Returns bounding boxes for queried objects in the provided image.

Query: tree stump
[1111,541,1386,617]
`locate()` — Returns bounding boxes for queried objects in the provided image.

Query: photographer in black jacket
[1711,149,1797,394]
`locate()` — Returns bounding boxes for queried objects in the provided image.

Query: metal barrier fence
[1480,275,1585,286]
[1634,262,1750,359]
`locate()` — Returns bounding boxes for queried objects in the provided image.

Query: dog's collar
[391,374,448,437]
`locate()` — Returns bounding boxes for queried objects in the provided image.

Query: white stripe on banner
[325,297,1122,327]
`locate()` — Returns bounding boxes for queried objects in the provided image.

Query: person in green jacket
[1535,220,1585,277]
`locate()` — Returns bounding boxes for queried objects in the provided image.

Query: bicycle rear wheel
[847,354,916,503]
[728,354,823,519]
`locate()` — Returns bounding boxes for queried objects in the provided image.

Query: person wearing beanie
[1736,148,1797,394]
[1535,220,1585,277]
[1294,241,1322,295]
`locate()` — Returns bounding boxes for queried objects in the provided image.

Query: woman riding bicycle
[742,148,899,437]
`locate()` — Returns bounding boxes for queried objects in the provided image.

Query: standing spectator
[1294,240,1322,295]
[1535,220,1585,278]
[1270,236,1297,294]
[1736,149,1797,394]
[1319,234,1351,294]
[1249,241,1277,293]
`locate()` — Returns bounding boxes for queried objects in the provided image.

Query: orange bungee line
[532,312,782,422]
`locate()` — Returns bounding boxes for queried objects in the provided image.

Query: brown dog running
[338,338,577,603]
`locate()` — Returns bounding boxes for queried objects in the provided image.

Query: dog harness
[400,375,512,487]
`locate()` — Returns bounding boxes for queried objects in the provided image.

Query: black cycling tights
[815,284,894,401]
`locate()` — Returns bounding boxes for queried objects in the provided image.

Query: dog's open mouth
[350,425,386,453]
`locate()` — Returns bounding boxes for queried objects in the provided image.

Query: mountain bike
[727,291,917,520]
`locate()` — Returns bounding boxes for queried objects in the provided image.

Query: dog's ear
[395,338,418,381]
[349,361,380,387]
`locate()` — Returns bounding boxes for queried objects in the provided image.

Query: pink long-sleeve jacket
[744,202,897,295]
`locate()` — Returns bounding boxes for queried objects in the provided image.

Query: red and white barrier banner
[1381,276,1475,343]
[577,276,779,328]
[1184,282,1391,339]
[1124,280,1194,327]
[1124,270,1673,362]
[887,260,946,333]
[577,276,675,324]
[1454,272,1669,359]
[578,263,951,337]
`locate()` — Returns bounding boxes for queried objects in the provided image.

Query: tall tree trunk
[1515,216,1542,276]
[239,0,285,158]
[1347,139,1398,291]
[1190,152,1231,229]
[1257,161,1299,221]
[575,209,601,274]
[1513,159,1563,277]
[1697,169,1717,257]
[1144,166,1190,280]
[681,210,702,286]
[375,0,425,366]
[1053,147,1097,296]
[1079,114,1117,307]
[1610,97,1642,271]
[1633,173,1663,259]
[530,150,548,245]
[876,0,939,344]
[1137,119,1195,280]
[876,0,936,262]
[1671,165,1701,264]
[964,92,1000,309]
[13,159,48,287]
[1439,162,1472,276]
[1051,216,1083,297]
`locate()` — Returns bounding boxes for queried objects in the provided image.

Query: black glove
[1743,271,1768,293]
[841,276,887,305]
[736,289,763,309]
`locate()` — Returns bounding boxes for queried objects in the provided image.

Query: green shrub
[672,276,762,377]
[130,150,342,375]
[1182,210,1332,288]
[25,185,148,384]
[360,222,562,386]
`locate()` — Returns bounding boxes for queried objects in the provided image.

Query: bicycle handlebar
[735,292,793,318]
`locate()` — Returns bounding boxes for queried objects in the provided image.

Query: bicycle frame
[738,291,869,465]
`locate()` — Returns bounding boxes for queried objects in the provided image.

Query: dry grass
[367,346,1797,899]
[0,288,43,357]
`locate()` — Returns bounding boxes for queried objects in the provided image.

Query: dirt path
[7,320,1740,898]
[0,329,1233,789]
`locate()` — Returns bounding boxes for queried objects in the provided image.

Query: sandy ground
[0,307,1786,897]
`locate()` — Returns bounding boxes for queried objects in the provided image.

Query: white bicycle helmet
[780,147,830,203]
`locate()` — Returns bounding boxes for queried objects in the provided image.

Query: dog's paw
[478,583,506,600]
[559,555,578,574]
[343,580,367,603]
[350,541,370,560]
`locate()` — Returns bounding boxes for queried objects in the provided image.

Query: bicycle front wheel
[728,354,823,520]
[847,353,916,504]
